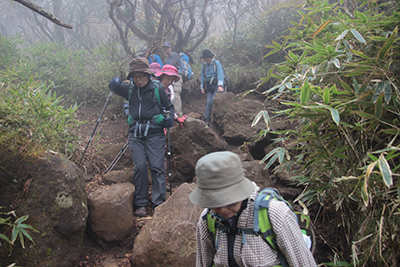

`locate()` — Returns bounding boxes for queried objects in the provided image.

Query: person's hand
[109,77,121,92]
[201,88,205,94]
[163,117,173,128]
[217,86,224,92]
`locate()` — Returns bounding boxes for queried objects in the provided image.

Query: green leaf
[378,154,392,187]
[252,110,270,131]
[383,81,392,104]
[330,109,340,125]
[339,78,353,93]
[375,94,383,118]
[352,78,360,93]
[377,26,398,60]
[362,177,369,207]
[0,233,11,244]
[350,29,366,44]
[14,215,29,225]
[311,122,320,138]
[300,80,311,105]
[260,147,281,164]
[323,88,330,105]
[335,29,349,41]
[264,153,279,170]
[345,66,374,77]
[350,49,371,60]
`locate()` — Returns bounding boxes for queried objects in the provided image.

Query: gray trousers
[204,85,217,122]
[129,132,166,208]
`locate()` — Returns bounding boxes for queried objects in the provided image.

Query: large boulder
[168,117,229,184]
[212,92,265,145]
[0,153,88,267]
[87,183,135,249]
[131,183,203,266]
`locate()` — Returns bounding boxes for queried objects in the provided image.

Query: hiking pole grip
[78,91,113,167]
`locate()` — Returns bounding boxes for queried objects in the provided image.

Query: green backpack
[203,187,301,267]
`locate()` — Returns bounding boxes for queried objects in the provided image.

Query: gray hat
[189,151,255,208]
[162,41,172,48]
[136,45,148,57]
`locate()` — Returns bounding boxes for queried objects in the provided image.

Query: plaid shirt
[195,184,318,267]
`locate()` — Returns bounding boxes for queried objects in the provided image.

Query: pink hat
[149,62,161,74]
[155,64,180,82]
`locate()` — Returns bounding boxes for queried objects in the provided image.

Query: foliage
[253,0,400,265]
[21,41,123,106]
[0,208,39,255]
[0,35,82,157]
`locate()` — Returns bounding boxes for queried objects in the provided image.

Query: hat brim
[127,70,154,79]
[155,71,180,82]
[189,177,255,208]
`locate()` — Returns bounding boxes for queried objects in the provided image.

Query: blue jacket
[148,54,164,68]
[200,59,224,89]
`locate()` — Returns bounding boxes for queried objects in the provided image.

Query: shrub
[253,0,400,265]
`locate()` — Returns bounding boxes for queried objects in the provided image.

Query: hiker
[136,45,164,68]
[200,49,225,127]
[108,57,174,217]
[189,151,318,267]
[162,41,184,117]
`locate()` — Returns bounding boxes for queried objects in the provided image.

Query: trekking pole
[105,140,129,173]
[165,110,172,194]
[78,91,113,167]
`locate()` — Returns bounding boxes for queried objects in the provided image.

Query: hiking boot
[134,207,147,217]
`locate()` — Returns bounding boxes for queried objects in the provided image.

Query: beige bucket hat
[189,151,255,208]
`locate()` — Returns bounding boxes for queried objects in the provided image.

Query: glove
[109,77,121,92]
[163,117,173,128]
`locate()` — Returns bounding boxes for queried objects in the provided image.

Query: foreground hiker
[189,151,318,267]
[200,49,225,127]
[108,57,174,217]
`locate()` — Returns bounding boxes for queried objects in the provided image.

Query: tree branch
[13,0,73,29]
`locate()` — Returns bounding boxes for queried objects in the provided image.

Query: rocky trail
[74,87,335,266]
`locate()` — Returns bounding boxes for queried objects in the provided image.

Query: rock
[242,160,275,189]
[168,117,229,184]
[102,170,133,184]
[131,183,203,266]
[0,154,88,267]
[100,142,132,171]
[278,187,303,202]
[213,92,265,145]
[87,183,135,249]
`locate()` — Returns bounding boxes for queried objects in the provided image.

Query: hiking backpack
[203,187,310,267]
[202,59,229,91]
[178,52,193,83]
